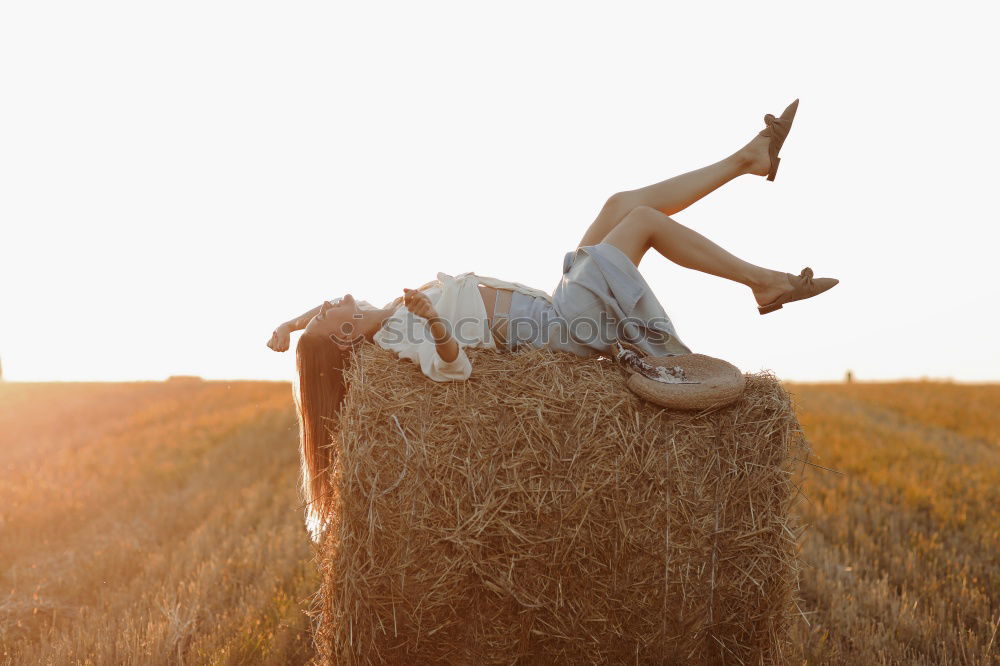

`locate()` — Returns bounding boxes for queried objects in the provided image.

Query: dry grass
[0,380,317,665]
[314,345,807,665]
[1,373,998,665]
[784,381,1000,665]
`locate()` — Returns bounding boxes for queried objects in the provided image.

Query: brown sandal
[758,98,800,181]
[758,267,839,315]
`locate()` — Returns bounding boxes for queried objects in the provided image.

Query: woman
[267,99,838,537]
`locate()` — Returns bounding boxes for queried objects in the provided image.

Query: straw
[310,344,809,665]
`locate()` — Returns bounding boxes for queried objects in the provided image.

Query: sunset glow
[2,2,997,382]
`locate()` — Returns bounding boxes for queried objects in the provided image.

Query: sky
[1,1,998,383]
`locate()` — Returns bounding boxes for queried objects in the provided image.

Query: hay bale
[312,344,808,665]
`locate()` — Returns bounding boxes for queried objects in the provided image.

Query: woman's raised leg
[601,205,795,308]
[576,132,774,248]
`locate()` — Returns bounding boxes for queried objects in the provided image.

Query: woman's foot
[735,99,800,178]
[752,270,795,307]
[753,266,840,313]
[735,134,774,178]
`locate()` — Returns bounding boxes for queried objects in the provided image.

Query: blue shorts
[498,243,692,358]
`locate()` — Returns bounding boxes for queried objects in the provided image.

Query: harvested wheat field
[1,371,998,665]
[0,380,318,665]
[785,381,1000,665]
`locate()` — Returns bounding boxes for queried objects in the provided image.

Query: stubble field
[1,378,997,664]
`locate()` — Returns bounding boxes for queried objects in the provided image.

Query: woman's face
[303,294,365,349]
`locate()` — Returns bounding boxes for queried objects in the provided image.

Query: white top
[342,272,552,382]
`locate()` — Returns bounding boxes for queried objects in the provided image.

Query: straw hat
[616,345,747,410]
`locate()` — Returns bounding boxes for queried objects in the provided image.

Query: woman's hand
[267,324,292,352]
[404,288,460,363]
[403,288,438,320]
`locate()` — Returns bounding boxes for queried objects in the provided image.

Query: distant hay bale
[312,344,809,665]
[166,375,203,383]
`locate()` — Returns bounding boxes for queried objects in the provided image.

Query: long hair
[294,332,352,540]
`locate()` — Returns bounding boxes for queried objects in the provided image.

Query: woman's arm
[281,303,325,333]
[377,286,472,382]
[403,288,458,362]
[427,318,459,362]
[267,303,325,352]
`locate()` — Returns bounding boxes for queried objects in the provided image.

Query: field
[787,381,1000,664]
[0,380,316,665]
[1,379,998,664]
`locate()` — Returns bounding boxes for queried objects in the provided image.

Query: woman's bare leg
[601,205,794,307]
[577,133,773,248]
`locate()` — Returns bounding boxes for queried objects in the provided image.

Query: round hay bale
[311,344,809,665]
[625,353,747,411]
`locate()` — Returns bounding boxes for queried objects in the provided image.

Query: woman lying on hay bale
[266,98,837,531]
